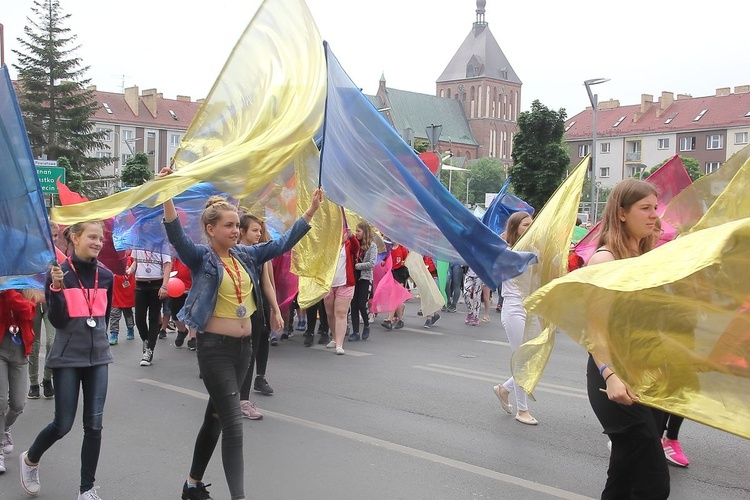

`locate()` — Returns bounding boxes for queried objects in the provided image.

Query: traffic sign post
[34,160,65,194]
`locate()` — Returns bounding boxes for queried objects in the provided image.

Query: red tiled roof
[565,92,750,140]
[92,90,202,129]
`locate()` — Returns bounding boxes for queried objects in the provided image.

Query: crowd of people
[0,175,702,500]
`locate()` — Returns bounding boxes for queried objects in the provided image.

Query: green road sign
[35,163,66,194]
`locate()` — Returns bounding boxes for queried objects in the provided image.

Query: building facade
[88,86,202,192]
[565,86,750,187]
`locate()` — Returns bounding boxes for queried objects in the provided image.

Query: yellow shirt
[214,256,256,319]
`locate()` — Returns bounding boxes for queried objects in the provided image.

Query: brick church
[366,0,521,168]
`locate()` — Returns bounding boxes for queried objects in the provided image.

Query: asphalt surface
[1,301,748,499]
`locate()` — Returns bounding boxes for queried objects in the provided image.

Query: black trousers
[135,279,162,350]
[350,279,371,334]
[305,299,329,335]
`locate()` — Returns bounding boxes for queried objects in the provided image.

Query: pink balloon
[167,278,186,298]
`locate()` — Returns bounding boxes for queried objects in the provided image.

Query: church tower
[436,0,521,166]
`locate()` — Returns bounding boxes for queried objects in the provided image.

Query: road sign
[34,161,66,194]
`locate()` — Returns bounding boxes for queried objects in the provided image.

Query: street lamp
[466,177,472,205]
[584,77,610,222]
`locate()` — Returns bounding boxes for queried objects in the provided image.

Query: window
[170,134,180,147]
[147,131,156,139]
[578,144,590,157]
[706,134,723,150]
[97,128,112,141]
[96,151,112,158]
[565,121,576,132]
[612,116,626,127]
[627,141,642,153]
[664,113,678,124]
[168,109,178,121]
[657,138,670,150]
[599,167,610,178]
[706,162,721,173]
[122,130,134,141]
[600,142,610,154]
[736,132,749,144]
[122,153,132,163]
[693,109,707,122]
[627,165,640,178]
[679,137,696,151]
[102,103,113,114]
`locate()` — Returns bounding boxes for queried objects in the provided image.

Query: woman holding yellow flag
[585,179,670,499]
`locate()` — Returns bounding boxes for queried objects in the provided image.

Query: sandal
[515,413,539,426]
[482,316,490,322]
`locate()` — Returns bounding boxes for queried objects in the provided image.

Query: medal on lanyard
[217,252,246,317]
[9,324,22,345]
[122,279,130,288]
[68,257,99,328]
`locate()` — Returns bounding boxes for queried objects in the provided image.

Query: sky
[1,0,747,117]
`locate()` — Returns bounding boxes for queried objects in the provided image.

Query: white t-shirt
[133,250,171,279]
[331,246,347,287]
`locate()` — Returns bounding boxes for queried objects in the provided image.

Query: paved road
[2,303,748,499]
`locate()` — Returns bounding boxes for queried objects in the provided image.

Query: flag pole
[317,41,330,189]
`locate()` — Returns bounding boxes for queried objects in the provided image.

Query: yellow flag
[51,0,326,224]
[689,156,750,233]
[662,144,750,235]
[508,156,590,395]
[524,218,750,439]
[291,144,342,309]
[405,251,444,317]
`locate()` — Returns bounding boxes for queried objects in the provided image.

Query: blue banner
[481,178,534,235]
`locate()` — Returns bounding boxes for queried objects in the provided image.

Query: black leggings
[350,279,371,334]
[305,299,329,334]
[664,413,684,440]
[135,280,162,350]
[240,303,270,401]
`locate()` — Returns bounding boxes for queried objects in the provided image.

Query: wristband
[604,372,616,383]
[160,285,168,291]
[599,364,611,375]
[49,283,62,292]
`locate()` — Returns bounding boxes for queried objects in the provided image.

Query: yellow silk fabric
[291,145,342,309]
[51,0,326,225]
[662,144,750,235]
[689,154,750,234]
[508,157,590,395]
[524,218,750,439]
[405,251,444,317]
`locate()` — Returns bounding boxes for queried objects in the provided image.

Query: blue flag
[481,178,534,235]
[0,65,54,290]
[317,43,536,288]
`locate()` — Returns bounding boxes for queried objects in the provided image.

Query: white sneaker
[0,452,5,473]
[20,451,41,495]
[140,348,153,366]
[335,347,345,355]
[2,428,12,454]
[78,486,102,499]
[326,341,336,349]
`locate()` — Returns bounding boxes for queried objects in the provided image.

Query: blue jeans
[190,332,253,500]
[28,364,109,494]
[445,264,463,308]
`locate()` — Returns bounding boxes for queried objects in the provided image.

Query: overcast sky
[1,0,747,117]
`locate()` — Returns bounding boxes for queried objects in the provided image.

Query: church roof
[437,24,521,85]
[367,88,478,146]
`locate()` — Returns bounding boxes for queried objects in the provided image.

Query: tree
[413,139,430,153]
[508,100,570,212]
[647,155,703,182]
[121,153,153,187]
[466,157,506,206]
[13,0,108,197]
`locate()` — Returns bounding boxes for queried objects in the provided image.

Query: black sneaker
[175,330,188,348]
[42,379,55,399]
[303,333,313,347]
[430,313,440,327]
[254,376,274,395]
[394,319,404,329]
[159,329,167,339]
[280,332,289,340]
[28,384,40,399]
[381,320,392,330]
[317,333,330,345]
[182,480,213,500]
[423,319,432,329]
[362,326,370,340]
[348,332,360,341]
[187,338,197,351]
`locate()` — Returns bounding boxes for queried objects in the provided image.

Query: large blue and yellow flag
[524,217,750,440]
[51,0,326,225]
[317,43,536,289]
[0,64,54,290]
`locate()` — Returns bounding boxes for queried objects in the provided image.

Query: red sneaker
[662,438,689,467]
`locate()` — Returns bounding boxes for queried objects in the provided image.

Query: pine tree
[12,0,108,197]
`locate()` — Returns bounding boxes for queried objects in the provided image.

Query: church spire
[474,0,487,27]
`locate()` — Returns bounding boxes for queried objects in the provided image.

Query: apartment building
[88,86,202,191]
[565,86,750,187]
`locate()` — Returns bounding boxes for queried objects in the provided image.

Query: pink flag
[575,155,692,263]
[272,251,299,319]
[370,255,412,314]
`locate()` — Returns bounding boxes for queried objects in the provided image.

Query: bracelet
[604,372,616,383]
[160,285,168,291]
[49,283,62,292]
[599,364,611,375]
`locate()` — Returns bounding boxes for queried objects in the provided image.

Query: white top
[331,246,347,287]
[501,278,523,304]
[133,250,171,280]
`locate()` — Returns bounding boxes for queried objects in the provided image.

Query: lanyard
[67,257,99,323]
[217,253,243,307]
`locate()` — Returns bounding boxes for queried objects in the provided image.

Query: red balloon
[167,278,186,298]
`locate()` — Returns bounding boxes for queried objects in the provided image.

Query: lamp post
[584,77,610,222]
[466,177,472,206]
